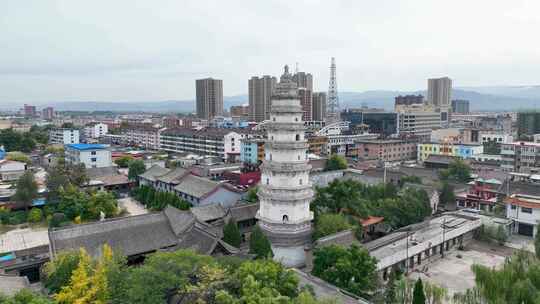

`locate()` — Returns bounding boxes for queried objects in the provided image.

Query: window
[266,178,269,185]
[91,151,96,155]
[511,205,517,210]
[522,207,533,214]
[282,215,289,222]
[299,179,303,185]
[91,158,97,162]
[295,134,300,141]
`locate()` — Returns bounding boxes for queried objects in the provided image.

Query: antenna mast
[326,57,340,122]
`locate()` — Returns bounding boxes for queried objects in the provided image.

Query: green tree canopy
[127,159,146,181]
[412,278,426,304]
[222,220,242,247]
[312,244,378,297]
[249,226,273,259]
[6,151,31,164]
[325,154,348,171]
[313,213,352,240]
[13,170,38,210]
[439,182,456,210]
[114,156,134,168]
[43,250,82,294]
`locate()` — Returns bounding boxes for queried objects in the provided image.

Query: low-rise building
[501,141,540,173]
[356,139,417,162]
[65,144,112,168]
[240,137,265,165]
[49,128,80,145]
[505,193,540,237]
[120,124,163,150]
[417,143,483,162]
[0,160,26,181]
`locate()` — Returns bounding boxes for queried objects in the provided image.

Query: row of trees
[312,179,432,231]
[0,125,52,153]
[40,246,336,304]
[132,185,191,211]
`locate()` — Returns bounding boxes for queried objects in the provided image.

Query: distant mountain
[10,86,540,113]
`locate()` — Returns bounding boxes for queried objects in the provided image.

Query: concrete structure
[451,99,470,114]
[120,125,163,150]
[480,132,513,145]
[417,142,483,162]
[42,107,54,120]
[249,75,277,122]
[230,105,249,118]
[196,78,223,120]
[257,65,314,267]
[160,128,259,161]
[398,112,442,139]
[427,77,452,120]
[316,121,378,156]
[65,144,112,169]
[307,135,328,156]
[292,71,313,91]
[23,104,36,117]
[395,95,424,111]
[501,141,540,173]
[240,137,265,165]
[505,193,540,237]
[312,92,327,122]
[518,111,540,137]
[49,128,80,145]
[84,122,108,139]
[365,214,481,274]
[0,160,26,181]
[341,109,398,138]
[356,139,418,162]
[298,87,312,122]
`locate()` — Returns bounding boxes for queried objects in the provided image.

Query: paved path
[0,227,49,253]
[118,197,148,216]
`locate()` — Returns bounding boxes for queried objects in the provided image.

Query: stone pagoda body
[256,65,314,267]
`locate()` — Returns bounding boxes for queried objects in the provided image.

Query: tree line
[132,185,191,211]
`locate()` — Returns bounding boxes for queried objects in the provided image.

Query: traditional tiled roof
[138,165,170,182]
[191,204,227,222]
[313,229,359,248]
[174,175,220,199]
[228,203,259,222]
[156,167,189,184]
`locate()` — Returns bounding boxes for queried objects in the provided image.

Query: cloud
[0,0,539,104]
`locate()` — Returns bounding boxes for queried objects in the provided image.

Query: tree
[67,163,89,187]
[412,278,426,304]
[128,159,146,181]
[13,170,38,210]
[439,182,455,210]
[45,164,70,203]
[28,208,43,223]
[57,184,90,220]
[43,250,82,293]
[61,122,75,129]
[0,289,54,304]
[245,186,258,203]
[249,226,273,259]
[223,220,242,247]
[55,248,93,304]
[83,191,118,220]
[384,270,398,304]
[536,231,540,259]
[325,154,347,171]
[114,156,134,168]
[313,213,352,240]
[312,244,378,297]
[447,159,472,182]
[6,151,31,164]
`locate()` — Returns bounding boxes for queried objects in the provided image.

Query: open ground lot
[408,241,513,297]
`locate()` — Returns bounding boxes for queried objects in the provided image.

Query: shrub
[27,208,43,223]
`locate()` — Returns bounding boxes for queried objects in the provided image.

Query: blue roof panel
[66,144,106,150]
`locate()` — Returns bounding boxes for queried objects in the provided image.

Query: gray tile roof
[228,203,259,222]
[50,213,178,257]
[0,275,30,296]
[139,164,170,182]
[314,229,359,248]
[174,175,220,198]
[156,167,189,184]
[49,206,237,258]
[191,204,226,222]
[86,166,118,179]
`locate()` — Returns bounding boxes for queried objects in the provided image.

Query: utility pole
[441,217,447,258]
[405,230,410,274]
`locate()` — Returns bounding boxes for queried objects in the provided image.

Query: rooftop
[66,143,107,151]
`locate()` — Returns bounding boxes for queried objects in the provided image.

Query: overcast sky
[1,0,539,104]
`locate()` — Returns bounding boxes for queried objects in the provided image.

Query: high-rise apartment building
[517,111,540,138]
[427,77,452,108]
[23,104,36,117]
[196,78,223,120]
[248,76,277,122]
[297,88,312,121]
[292,71,313,91]
[42,107,54,120]
[312,92,327,121]
[451,99,470,114]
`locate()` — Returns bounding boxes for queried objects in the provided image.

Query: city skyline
[1,0,540,104]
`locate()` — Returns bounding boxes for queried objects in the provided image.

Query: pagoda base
[272,245,307,268]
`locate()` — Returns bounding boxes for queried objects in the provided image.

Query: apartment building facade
[120,125,163,150]
[501,142,540,173]
[49,128,80,145]
[417,143,483,162]
[356,139,418,162]
[65,144,112,169]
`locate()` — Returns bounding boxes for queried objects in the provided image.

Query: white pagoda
[256,65,314,267]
